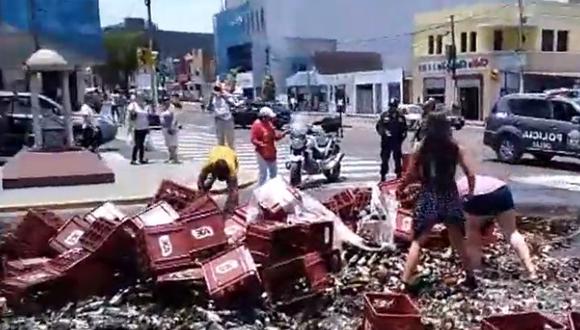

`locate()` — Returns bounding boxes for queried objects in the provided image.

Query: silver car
[0,91,117,156]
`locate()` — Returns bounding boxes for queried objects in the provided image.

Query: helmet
[389,98,400,108]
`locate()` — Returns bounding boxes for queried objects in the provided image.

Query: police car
[484,93,580,163]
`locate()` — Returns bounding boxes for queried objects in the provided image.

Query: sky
[99,0,222,33]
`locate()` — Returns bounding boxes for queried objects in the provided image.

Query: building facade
[412,1,580,120]
[213,0,518,97]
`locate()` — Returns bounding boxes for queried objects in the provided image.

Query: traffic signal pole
[450,15,458,107]
[517,0,525,93]
[145,0,158,109]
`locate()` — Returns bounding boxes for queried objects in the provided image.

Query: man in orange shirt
[250,107,287,186]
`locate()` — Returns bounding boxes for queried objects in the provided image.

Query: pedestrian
[376,98,408,180]
[128,94,150,165]
[251,107,287,186]
[79,94,101,153]
[458,175,537,280]
[413,98,436,147]
[290,96,297,111]
[212,82,241,149]
[396,111,476,291]
[197,145,239,215]
[160,94,182,164]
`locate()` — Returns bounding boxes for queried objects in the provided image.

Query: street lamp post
[145,0,158,109]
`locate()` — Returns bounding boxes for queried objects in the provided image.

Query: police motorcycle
[285,120,344,186]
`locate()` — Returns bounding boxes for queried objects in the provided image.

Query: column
[30,72,43,149]
[62,72,74,148]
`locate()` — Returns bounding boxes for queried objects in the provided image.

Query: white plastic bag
[253,177,301,214]
[356,184,396,249]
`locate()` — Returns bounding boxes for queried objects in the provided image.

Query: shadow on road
[486,157,580,173]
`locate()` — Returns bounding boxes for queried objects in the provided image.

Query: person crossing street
[250,107,288,186]
[160,94,182,164]
[376,98,408,180]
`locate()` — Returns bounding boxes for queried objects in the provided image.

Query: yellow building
[412,1,580,120]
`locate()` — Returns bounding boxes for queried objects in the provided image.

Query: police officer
[376,98,408,180]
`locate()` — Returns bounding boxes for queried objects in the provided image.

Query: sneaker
[139,159,149,164]
[130,161,138,165]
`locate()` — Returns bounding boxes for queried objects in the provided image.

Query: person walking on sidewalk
[251,107,287,186]
[458,175,536,280]
[160,95,182,164]
[212,82,241,149]
[396,112,476,291]
[376,98,408,180]
[198,145,239,215]
[128,94,150,165]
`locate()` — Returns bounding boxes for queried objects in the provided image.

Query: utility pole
[449,15,458,106]
[517,0,525,93]
[145,0,158,108]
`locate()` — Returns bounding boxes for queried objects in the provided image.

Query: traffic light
[490,69,500,81]
[137,48,155,68]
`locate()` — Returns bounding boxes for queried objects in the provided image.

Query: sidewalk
[0,153,256,213]
[294,112,485,128]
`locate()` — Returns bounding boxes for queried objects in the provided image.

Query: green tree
[262,74,276,101]
[95,31,146,90]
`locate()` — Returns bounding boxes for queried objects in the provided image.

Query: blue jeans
[257,154,278,186]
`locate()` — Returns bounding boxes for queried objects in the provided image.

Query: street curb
[0,179,257,214]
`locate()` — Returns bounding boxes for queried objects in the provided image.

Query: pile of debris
[0,178,579,329]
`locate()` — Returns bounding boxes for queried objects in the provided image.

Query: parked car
[399,103,465,130]
[484,93,580,163]
[0,91,117,157]
[232,101,292,129]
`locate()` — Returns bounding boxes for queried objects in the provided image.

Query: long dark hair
[416,111,459,190]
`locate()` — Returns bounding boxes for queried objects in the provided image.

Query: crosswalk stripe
[144,129,384,186]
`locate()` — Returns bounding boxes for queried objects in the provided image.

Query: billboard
[0,0,104,63]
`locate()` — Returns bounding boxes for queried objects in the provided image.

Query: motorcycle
[285,122,344,186]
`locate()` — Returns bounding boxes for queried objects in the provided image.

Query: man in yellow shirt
[197,145,239,214]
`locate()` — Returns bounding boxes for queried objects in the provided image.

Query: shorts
[413,186,465,239]
[463,185,514,217]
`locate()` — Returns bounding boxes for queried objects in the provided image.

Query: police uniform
[376,107,408,180]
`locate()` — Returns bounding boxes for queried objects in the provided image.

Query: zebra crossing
[147,124,383,186]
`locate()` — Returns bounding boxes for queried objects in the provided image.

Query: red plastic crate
[49,216,93,253]
[139,223,196,275]
[130,201,180,231]
[181,211,228,260]
[482,312,565,330]
[79,217,121,252]
[225,207,248,244]
[179,195,221,218]
[363,292,424,330]
[323,189,357,218]
[394,209,449,248]
[256,182,301,221]
[261,251,330,301]
[246,221,305,264]
[569,312,580,330]
[84,202,126,224]
[352,187,372,212]
[152,180,201,212]
[202,246,261,305]
[7,209,64,258]
[1,267,64,305]
[156,267,204,285]
[300,221,333,253]
[46,248,92,274]
[379,179,402,196]
[3,258,51,278]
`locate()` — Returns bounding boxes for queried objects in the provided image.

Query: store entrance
[459,87,480,120]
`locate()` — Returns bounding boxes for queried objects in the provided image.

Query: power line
[338,4,512,46]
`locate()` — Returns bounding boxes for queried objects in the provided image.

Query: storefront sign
[418,57,489,73]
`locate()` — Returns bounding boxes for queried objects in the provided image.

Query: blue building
[0,0,104,101]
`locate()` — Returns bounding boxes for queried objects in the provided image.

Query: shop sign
[418,57,489,73]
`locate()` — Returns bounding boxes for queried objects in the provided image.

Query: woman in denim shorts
[457,175,536,279]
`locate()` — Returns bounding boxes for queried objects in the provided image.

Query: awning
[525,71,580,78]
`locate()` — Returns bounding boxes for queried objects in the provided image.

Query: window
[460,32,467,52]
[557,30,569,52]
[436,35,443,54]
[493,30,503,51]
[508,99,551,119]
[542,29,555,51]
[14,97,32,115]
[552,101,577,122]
[428,35,434,55]
[470,31,477,52]
[260,8,265,31]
